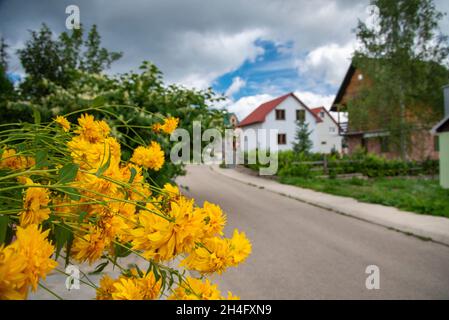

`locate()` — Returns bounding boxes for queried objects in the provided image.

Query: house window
[320,111,325,118]
[434,136,439,152]
[329,127,336,133]
[277,134,287,145]
[380,136,389,153]
[321,141,327,145]
[275,109,285,120]
[296,110,305,122]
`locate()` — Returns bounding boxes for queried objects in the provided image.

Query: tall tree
[352,0,449,159]
[59,27,84,71]
[17,24,64,83]
[83,25,122,73]
[17,24,122,98]
[293,120,313,155]
[0,37,9,70]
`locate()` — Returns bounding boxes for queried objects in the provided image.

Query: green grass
[279,176,449,218]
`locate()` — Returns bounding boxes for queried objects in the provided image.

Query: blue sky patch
[212,39,337,100]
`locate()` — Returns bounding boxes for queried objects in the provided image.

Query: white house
[236,92,342,153]
[309,106,343,153]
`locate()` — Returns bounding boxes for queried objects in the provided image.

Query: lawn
[279,176,449,218]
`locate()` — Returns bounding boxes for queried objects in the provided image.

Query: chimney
[444,84,449,117]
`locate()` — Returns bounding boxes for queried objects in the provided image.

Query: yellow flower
[169,277,222,300]
[0,245,28,300]
[68,136,121,171]
[12,225,58,291]
[229,229,252,265]
[162,183,180,199]
[226,291,240,300]
[20,182,51,227]
[55,115,71,132]
[152,117,179,134]
[81,164,123,197]
[131,197,204,261]
[111,272,161,300]
[96,275,117,300]
[72,228,107,265]
[152,123,162,133]
[75,114,110,143]
[130,141,165,171]
[201,201,226,237]
[160,117,179,134]
[181,237,232,274]
[0,149,35,170]
[119,164,152,201]
[181,229,251,274]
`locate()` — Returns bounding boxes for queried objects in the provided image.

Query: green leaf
[168,273,174,288]
[54,223,73,259]
[89,261,109,275]
[128,167,137,184]
[96,147,111,177]
[153,264,161,282]
[114,242,132,258]
[59,187,81,201]
[0,215,9,244]
[135,265,144,278]
[35,150,48,168]
[91,95,106,108]
[58,163,79,184]
[78,211,88,224]
[32,106,41,125]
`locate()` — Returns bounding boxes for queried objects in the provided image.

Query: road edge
[209,165,449,247]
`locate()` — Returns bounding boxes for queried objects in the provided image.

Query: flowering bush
[0,110,251,300]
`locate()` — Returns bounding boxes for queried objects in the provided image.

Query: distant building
[237,92,342,153]
[431,85,449,188]
[330,63,440,160]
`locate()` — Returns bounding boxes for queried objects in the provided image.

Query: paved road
[176,165,449,299]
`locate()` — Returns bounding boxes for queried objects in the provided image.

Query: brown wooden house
[330,63,440,160]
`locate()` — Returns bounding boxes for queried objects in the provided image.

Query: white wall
[240,96,317,152]
[314,110,342,153]
[239,96,342,153]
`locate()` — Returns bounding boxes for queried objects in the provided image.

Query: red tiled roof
[311,106,325,116]
[238,93,321,127]
[310,106,340,127]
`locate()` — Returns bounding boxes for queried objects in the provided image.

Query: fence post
[323,155,328,175]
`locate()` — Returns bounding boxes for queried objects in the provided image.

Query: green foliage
[280,176,449,218]
[246,149,439,179]
[292,120,313,155]
[0,37,9,70]
[17,23,122,99]
[83,25,123,73]
[0,64,14,100]
[0,215,9,244]
[352,0,449,159]
[58,163,79,184]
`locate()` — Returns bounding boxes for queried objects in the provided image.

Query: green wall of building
[440,132,449,189]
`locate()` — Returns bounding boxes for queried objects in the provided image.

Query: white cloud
[2,0,448,92]
[225,76,246,97]
[293,91,335,109]
[296,41,356,87]
[226,94,274,120]
[171,29,265,88]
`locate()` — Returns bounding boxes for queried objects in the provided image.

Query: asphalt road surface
[176,165,449,299]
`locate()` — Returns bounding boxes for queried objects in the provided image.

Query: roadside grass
[279,176,449,218]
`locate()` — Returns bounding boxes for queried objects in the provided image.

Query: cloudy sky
[1,0,448,120]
